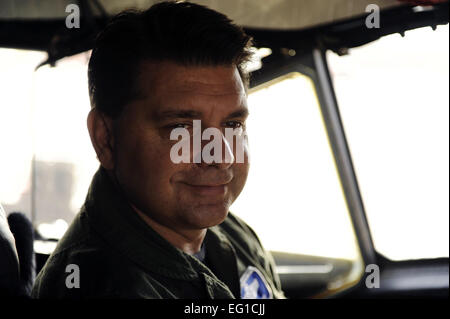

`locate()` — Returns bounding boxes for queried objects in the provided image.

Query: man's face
[112,61,249,231]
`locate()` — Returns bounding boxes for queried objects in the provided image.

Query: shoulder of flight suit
[31,210,167,299]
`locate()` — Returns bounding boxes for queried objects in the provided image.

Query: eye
[225,121,244,129]
[170,123,191,129]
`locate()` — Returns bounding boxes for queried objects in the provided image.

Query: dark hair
[88,1,253,118]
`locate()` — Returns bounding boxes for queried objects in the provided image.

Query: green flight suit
[32,167,285,299]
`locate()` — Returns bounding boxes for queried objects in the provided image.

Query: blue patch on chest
[240,266,273,299]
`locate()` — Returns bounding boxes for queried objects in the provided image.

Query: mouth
[180,182,229,196]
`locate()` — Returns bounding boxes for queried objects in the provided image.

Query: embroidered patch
[240,266,273,299]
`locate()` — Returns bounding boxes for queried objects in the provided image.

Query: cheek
[230,161,249,198]
[230,141,250,196]
[116,133,177,194]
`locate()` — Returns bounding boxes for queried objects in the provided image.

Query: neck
[133,205,206,255]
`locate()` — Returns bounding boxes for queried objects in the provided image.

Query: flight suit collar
[204,226,241,298]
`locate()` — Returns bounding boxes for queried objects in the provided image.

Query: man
[32,1,284,299]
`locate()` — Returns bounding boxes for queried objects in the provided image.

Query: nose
[193,127,234,169]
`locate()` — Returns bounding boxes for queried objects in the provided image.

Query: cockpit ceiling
[0,0,403,30]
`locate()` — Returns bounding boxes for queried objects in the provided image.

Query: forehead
[135,61,247,114]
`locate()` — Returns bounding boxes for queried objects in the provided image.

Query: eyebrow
[154,108,249,122]
[154,110,203,121]
[226,108,249,119]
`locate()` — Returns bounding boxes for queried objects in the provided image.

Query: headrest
[8,212,36,296]
[0,203,20,296]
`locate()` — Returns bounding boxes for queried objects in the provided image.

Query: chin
[187,203,230,229]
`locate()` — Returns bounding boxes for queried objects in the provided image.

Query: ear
[87,108,115,170]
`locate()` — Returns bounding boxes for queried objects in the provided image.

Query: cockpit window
[327,25,449,261]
